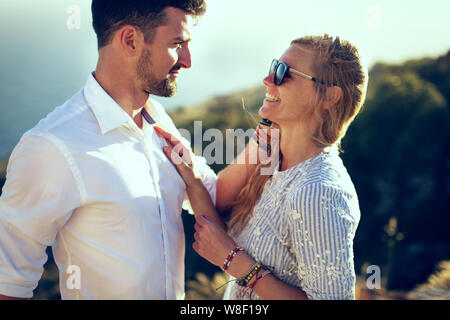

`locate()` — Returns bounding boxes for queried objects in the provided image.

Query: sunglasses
[269,59,333,86]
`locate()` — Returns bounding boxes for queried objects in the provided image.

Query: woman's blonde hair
[227,34,368,235]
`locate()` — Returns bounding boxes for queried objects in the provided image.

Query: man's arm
[0,134,80,298]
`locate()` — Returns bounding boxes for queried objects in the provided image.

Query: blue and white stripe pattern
[224,146,360,300]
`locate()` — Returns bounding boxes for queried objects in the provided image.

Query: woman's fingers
[155,126,192,163]
[197,215,211,227]
[192,241,200,253]
[162,143,193,169]
[154,126,177,145]
[154,126,183,153]
[162,145,185,166]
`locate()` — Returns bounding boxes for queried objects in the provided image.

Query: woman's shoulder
[287,153,360,223]
[288,150,355,193]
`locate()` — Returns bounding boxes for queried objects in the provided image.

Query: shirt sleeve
[0,134,81,298]
[287,183,359,300]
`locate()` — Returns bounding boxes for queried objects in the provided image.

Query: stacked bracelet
[237,263,262,287]
[216,261,271,297]
[249,269,271,289]
[222,247,244,271]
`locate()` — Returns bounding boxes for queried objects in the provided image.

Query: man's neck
[94,60,148,129]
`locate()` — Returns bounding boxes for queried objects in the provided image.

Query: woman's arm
[227,252,308,300]
[215,138,259,214]
[217,124,278,214]
[288,184,359,300]
[193,215,308,300]
[155,126,226,229]
[155,125,269,224]
[184,178,226,230]
[155,124,277,218]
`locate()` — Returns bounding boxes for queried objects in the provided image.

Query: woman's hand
[193,215,236,268]
[154,126,199,186]
[255,122,281,165]
[193,215,258,279]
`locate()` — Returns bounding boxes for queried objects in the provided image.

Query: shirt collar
[83,73,156,135]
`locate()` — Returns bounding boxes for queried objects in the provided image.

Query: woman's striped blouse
[223,147,361,300]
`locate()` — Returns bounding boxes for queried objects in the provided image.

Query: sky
[0,0,450,157]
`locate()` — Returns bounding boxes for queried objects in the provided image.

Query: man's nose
[178,46,192,69]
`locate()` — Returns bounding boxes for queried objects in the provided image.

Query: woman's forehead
[280,44,316,71]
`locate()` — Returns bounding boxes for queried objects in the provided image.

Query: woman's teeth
[265,93,280,102]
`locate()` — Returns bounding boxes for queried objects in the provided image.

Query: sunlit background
[1,0,450,300]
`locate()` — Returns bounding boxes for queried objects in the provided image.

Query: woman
[155,34,367,300]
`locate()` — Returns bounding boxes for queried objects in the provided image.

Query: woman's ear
[322,86,343,111]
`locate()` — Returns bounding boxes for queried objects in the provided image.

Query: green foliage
[341,50,450,290]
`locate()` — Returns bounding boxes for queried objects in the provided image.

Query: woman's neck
[278,125,323,171]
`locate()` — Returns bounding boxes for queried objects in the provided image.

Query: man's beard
[136,48,179,97]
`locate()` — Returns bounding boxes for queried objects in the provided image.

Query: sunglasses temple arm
[289,68,313,81]
[290,68,331,85]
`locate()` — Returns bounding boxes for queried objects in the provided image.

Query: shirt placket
[127,122,169,299]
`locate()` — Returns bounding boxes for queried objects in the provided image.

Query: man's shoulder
[24,89,92,139]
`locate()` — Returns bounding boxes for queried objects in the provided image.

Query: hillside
[169,85,266,132]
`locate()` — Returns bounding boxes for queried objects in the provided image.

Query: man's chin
[166,79,178,96]
[162,84,177,97]
[144,81,177,98]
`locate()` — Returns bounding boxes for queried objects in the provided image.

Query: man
[0,0,215,300]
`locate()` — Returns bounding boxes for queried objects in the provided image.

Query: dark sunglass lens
[269,60,277,75]
[275,63,287,86]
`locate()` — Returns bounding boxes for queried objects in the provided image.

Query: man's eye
[175,42,183,49]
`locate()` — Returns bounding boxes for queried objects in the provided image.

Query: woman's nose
[263,72,276,87]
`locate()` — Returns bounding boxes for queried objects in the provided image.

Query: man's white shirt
[0,73,217,299]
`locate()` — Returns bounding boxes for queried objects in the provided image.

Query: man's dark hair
[92,0,207,49]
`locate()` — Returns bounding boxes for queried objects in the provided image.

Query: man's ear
[116,25,141,56]
[322,86,343,111]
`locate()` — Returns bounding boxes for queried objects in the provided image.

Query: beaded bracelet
[249,269,271,289]
[215,262,266,293]
[237,263,262,287]
[222,247,244,271]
